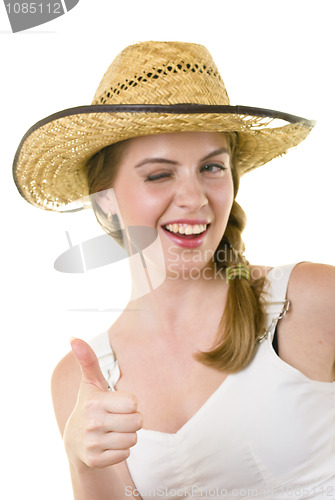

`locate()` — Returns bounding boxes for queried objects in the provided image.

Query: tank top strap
[262,262,303,341]
[88,331,120,390]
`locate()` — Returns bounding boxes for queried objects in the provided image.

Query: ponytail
[194,134,266,372]
[195,200,266,372]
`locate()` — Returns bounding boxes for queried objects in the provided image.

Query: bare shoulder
[288,262,335,341]
[51,350,82,436]
[287,262,335,350]
[273,261,335,381]
[288,261,335,293]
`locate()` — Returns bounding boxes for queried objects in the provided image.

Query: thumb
[70,337,109,391]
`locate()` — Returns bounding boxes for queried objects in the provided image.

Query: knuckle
[84,397,101,414]
[126,393,138,411]
[85,417,103,432]
[120,449,131,461]
[85,449,130,468]
[129,433,138,447]
[134,412,143,429]
[85,452,102,469]
[85,436,100,452]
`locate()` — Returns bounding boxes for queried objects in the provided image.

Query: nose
[174,175,208,211]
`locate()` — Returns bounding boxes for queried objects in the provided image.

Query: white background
[1,0,334,498]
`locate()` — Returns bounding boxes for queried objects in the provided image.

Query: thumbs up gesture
[63,338,142,470]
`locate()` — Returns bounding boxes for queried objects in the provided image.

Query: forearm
[52,341,142,499]
[69,462,137,500]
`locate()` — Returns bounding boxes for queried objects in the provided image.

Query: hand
[63,338,142,470]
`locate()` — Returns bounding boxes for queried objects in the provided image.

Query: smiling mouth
[162,223,209,237]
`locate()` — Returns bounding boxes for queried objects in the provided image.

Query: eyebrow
[201,147,229,161]
[134,147,229,169]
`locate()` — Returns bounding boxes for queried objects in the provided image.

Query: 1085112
[5,3,62,14]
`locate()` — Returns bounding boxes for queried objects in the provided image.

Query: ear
[94,188,118,216]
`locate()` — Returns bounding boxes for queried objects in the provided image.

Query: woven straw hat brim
[13,103,314,212]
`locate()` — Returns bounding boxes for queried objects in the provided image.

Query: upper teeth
[164,223,207,235]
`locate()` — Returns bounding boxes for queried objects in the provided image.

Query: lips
[163,222,208,236]
[161,220,210,248]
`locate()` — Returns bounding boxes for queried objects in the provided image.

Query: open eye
[201,163,227,174]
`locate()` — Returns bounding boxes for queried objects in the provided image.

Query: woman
[13,41,335,499]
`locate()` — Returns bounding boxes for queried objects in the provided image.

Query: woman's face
[103,131,234,278]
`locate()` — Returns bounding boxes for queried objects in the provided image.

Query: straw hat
[13,41,315,212]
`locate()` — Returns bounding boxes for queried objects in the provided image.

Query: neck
[125,262,228,339]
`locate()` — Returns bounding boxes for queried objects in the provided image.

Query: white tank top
[89,263,335,499]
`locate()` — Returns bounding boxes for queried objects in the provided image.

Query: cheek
[113,182,171,225]
[213,180,234,213]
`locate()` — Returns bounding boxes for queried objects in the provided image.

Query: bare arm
[51,339,142,500]
[279,262,335,381]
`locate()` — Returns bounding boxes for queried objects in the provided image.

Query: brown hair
[86,134,266,373]
[86,141,127,246]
